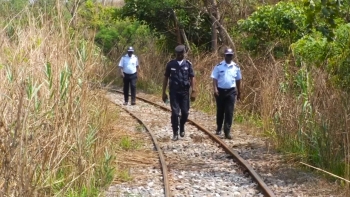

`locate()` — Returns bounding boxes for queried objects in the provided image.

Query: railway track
[106,88,275,197]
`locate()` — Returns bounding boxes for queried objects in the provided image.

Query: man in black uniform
[162,45,197,141]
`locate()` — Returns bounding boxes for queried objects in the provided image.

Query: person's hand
[237,92,241,101]
[214,89,219,97]
[162,93,168,103]
[121,73,125,78]
[190,90,197,102]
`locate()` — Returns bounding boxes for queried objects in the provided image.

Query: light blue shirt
[211,60,242,89]
[118,54,139,74]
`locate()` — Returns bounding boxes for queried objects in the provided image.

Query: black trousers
[123,72,137,103]
[215,88,236,134]
[169,90,189,133]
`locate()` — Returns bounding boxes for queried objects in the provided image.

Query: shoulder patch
[166,60,175,65]
[216,62,223,67]
[186,60,192,65]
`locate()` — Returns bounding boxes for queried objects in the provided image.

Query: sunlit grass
[0,5,117,196]
[119,136,143,151]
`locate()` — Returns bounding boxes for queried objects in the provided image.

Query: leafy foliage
[303,0,349,40]
[121,0,211,50]
[238,2,307,53]
[291,31,328,66]
[94,20,151,54]
[327,24,350,89]
[79,0,152,55]
[292,23,350,91]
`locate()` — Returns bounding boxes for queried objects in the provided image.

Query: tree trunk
[180,29,191,52]
[172,10,191,51]
[172,10,183,45]
[208,14,238,61]
[209,0,218,52]
[215,5,227,47]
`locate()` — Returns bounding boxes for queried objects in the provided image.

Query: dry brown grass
[0,8,116,196]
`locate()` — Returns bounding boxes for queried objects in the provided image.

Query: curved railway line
[105,88,275,197]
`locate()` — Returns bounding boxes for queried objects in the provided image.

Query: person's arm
[118,57,124,77]
[235,65,242,100]
[190,77,196,92]
[190,77,197,101]
[188,62,197,100]
[162,76,168,95]
[236,80,241,100]
[162,63,170,102]
[136,57,139,74]
[213,78,219,96]
[211,66,219,96]
[162,76,169,102]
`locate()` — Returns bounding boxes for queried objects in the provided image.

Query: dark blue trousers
[123,73,137,103]
[215,88,236,134]
[169,90,189,133]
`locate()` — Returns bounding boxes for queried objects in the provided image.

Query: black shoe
[172,134,179,141]
[180,131,185,137]
[131,102,136,105]
[123,102,128,105]
[180,126,185,137]
[225,133,232,139]
[216,130,222,135]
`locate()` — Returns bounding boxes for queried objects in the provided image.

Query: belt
[123,72,137,75]
[218,87,235,92]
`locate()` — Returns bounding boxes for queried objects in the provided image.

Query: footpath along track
[106,89,275,197]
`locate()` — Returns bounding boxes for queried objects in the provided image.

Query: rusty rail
[113,103,171,197]
[112,89,275,197]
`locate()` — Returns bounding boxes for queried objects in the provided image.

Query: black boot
[180,125,185,137]
[216,126,222,135]
[172,131,179,141]
[224,131,232,139]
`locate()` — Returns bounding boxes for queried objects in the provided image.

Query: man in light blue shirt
[119,46,139,105]
[211,48,242,139]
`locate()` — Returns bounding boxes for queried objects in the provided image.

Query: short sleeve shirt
[118,54,139,74]
[164,59,195,91]
[164,60,195,78]
[211,60,242,89]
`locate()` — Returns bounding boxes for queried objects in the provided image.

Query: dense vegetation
[1,0,350,195]
[84,0,350,184]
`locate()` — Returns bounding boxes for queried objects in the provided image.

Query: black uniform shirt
[165,59,195,91]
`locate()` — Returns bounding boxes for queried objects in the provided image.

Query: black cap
[224,48,234,55]
[175,45,186,53]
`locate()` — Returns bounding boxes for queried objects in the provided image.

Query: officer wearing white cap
[162,45,197,141]
[119,46,139,105]
[210,48,242,139]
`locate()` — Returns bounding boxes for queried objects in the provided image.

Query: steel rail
[113,103,171,197]
[113,89,276,197]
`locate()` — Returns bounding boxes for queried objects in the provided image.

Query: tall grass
[0,6,115,196]
[256,57,350,181]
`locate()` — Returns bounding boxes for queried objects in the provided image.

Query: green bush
[292,23,350,91]
[238,2,307,54]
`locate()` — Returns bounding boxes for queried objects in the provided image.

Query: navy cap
[224,48,234,55]
[127,46,134,52]
[175,45,186,53]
